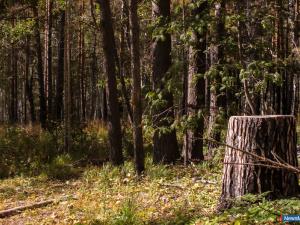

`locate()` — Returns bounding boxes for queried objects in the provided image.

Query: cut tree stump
[219,115,299,209]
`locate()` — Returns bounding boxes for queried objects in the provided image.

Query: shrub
[0,121,109,178]
[45,154,79,180]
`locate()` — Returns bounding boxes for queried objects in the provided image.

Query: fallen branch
[0,195,75,218]
[193,137,300,175]
[0,200,54,218]
[204,138,300,174]
[192,177,218,185]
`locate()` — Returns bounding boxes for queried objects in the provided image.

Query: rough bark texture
[64,0,71,152]
[25,38,36,123]
[9,44,18,123]
[208,0,226,153]
[130,0,145,174]
[220,115,299,208]
[32,5,47,129]
[152,0,179,164]
[98,0,124,165]
[182,0,207,163]
[55,10,65,122]
[45,0,53,120]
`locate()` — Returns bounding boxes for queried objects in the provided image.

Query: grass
[0,158,299,225]
[0,159,222,224]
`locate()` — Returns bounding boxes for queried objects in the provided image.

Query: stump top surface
[230,115,294,119]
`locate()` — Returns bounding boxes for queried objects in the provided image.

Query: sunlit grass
[0,160,222,224]
[0,157,299,224]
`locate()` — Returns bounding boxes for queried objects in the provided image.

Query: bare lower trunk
[32,5,47,128]
[152,0,179,164]
[98,0,124,165]
[182,0,208,163]
[55,10,65,122]
[130,0,144,174]
[208,1,226,154]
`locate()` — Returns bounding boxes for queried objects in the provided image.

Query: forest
[0,0,299,224]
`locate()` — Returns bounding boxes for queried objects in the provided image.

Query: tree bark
[55,10,65,122]
[182,0,208,163]
[130,0,145,174]
[79,0,86,122]
[9,42,18,124]
[152,0,179,164]
[120,0,133,124]
[32,5,47,128]
[64,0,71,152]
[97,0,124,165]
[45,0,53,121]
[208,0,226,153]
[90,32,97,120]
[220,115,299,209]
[25,37,36,123]
[293,0,300,116]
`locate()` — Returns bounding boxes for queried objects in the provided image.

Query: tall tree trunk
[55,10,65,122]
[130,0,145,174]
[208,0,226,154]
[275,0,284,114]
[9,43,18,123]
[182,0,208,163]
[293,0,300,116]
[25,38,36,123]
[97,0,124,165]
[64,0,71,152]
[102,87,108,122]
[120,0,133,123]
[181,0,188,117]
[32,5,47,128]
[45,0,53,121]
[90,32,97,120]
[79,0,86,122]
[152,0,179,164]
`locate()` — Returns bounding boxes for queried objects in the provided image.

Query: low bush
[0,121,109,178]
[45,154,80,180]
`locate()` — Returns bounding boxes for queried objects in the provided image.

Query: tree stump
[219,115,299,208]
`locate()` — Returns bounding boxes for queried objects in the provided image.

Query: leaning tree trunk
[219,115,299,209]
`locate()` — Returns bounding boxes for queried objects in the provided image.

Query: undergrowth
[0,159,299,224]
[0,121,108,179]
[0,123,299,224]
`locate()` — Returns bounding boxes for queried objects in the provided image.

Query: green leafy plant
[112,199,141,225]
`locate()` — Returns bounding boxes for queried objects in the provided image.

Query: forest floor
[1,158,222,225]
[0,156,300,225]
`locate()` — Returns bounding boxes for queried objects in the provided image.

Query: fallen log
[0,200,54,218]
[0,195,75,218]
